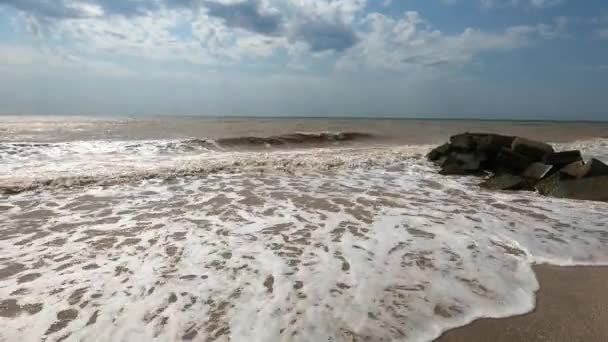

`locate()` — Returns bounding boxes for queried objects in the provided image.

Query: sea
[1,116,608,342]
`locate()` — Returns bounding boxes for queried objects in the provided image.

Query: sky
[0,0,607,119]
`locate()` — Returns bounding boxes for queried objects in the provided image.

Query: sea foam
[0,139,607,342]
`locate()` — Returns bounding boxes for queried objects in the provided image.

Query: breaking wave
[0,135,421,194]
[2,132,608,342]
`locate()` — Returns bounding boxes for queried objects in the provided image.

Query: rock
[480,174,531,191]
[493,148,534,173]
[522,162,554,180]
[428,132,606,202]
[560,159,608,178]
[427,143,451,162]
[476,134,515,153]
[560,161,586,178]
[536,174,608,202]
[511,137,554,161]
[450,133,477,151]
[439,154,482,175]
[583,159,608,177]
[543,150,582,166]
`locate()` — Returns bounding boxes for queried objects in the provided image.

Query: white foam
[1,139,608,342]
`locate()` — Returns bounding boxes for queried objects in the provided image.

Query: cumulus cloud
[0,0,159,19]
[336,11,562,72]
[289,19,358,52]
[0,0,103,19]
[0,0,563,73]
[476,0,564,9]
[203,0,282,35]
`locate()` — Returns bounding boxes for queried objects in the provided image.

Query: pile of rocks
[427,133,608,202]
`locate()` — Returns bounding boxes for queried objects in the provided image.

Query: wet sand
[437,265,608,342]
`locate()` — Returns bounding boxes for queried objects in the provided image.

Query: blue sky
[0,0,607,119]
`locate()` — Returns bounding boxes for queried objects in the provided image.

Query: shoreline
[436,264,608,342]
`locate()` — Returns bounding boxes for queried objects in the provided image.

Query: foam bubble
[1,143,607,342]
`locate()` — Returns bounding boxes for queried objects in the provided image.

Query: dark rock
[493,148,534,173]
[522,162,554,180]
[480,174,531,191]
[536,174,608,202]
[427,143,451,162]
[439,154,482,175]
[543,150,582,166]
[560,159,608,178]
[583,158,608,178]
[476,134,515,153]
[428,132,606,202]
[450,133,477,151]
[511,137,554,161]
[560,161,586,178]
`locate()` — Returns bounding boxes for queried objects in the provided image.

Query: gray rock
[476,134,515,153]
[543,150,582,166]
[560,161,586,178]
[494,148,534,173]
[450,133,477,151]
[439,154,482,175]
[583,158,608,177]
[511,137,554,161]
[536,174,608,202]
[427,143,451,162]
[560,159,608,178]
[522,162,554,180]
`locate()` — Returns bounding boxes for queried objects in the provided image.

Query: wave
[2,135,606,196]
[0,144,426,195]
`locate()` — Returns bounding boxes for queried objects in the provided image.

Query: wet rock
[427,143,451,162]
[560,159,608,179]
[475,134,515,153]
[493,148,533,173]
[511,137,554,161]
[480,174,531,191]
[560,161,586,178]
[584,159,608,177]
[543,150,582,166]
[450,134,477,151]
[439,154,482,175]
[536,174,608,201]
[522,162,554,181]
[428,132,607,202]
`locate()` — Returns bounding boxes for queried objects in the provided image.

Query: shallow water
[1,117,608,342]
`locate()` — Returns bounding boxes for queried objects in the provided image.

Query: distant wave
[214,132,374,147]
[2,135,606,196]
[0,143,425,195]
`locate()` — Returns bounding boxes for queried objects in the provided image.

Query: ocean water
[1,116,608,342]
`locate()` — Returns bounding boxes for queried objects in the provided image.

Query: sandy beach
[437,265,608,342]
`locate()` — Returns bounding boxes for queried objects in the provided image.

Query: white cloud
[335,11,560,72]
[0,44,135,77]
[2,1,564,76]
[477,0,564,9]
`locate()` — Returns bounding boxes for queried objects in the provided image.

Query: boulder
[476,134,515,153]
[427,143,451,162]
[511,137,554,161]
[560,159,608,178]
[439,154,482,175]
[450,133,477,151]
[493,148,534,173]
[536,174,608,202]
[480,174,532,191]
[584,158,608,177]
[522,162,554,180]
[543,150,582,166]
